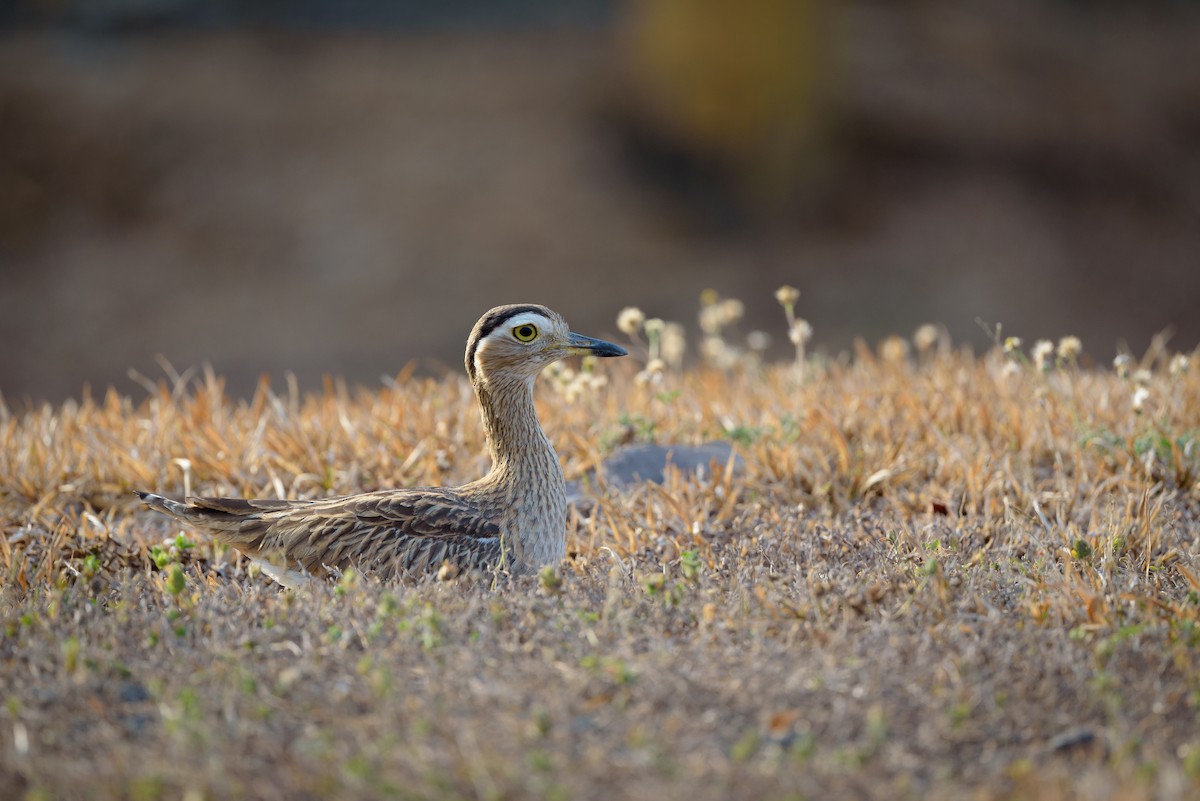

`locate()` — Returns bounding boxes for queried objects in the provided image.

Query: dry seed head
[775,285,800,307]
[661,323,687,368]
[634,372,661,387]
[1113,353,1132,378]
[716,299,744,327]
[701,336,739,370]
[617,307,646,336]
[635,358,666,385]
[543,361,567,380]
[1057,336,1082,361]
[880,336,909,364]
[913,324,939,353]
[1032,340,1054,371]
[699,304,724,335]
[1169,353,1191,378]
[789,319,813,346]
[542,361,574,392]
[747,331,771,352]
[701,336,725,361]
[564,377,586,403]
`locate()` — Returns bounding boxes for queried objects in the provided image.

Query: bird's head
[466,304,627,388]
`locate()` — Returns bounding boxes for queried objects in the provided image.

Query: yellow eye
[512,323,539,343]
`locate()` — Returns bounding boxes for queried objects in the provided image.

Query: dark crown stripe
[465,304,548,381]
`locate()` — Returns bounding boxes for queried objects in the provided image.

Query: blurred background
[2,0,1198,401]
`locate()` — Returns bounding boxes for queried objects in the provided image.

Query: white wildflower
[699,304,724,335]
[1169,353,1191,378]
[913,324,939,353]
[716,299,744,327]
[1057,336,1082,361]
[701,336,739,370]
[661,323,687,368]
[774,285,800,308]
[880,336,909,364]
[789,319,813,347]
[635,358,666,386]
[617,307,645,336]
[1032,340,1054,372]
[701,336,726,362]
[1113,353,1132,378]
[1132,386,1150,412]
[747,331,771,352]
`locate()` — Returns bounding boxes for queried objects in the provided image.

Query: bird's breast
[502,451,568,570]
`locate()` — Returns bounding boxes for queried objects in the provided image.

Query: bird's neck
[472,374,569,570]
[474,376,560,483]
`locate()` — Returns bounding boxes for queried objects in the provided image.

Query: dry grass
[2,337,1199,800]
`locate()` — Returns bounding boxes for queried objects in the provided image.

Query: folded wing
[136,489,505,579]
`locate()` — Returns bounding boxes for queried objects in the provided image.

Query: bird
[136,304,627,587]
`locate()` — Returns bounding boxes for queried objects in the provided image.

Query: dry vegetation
[1,312,1199,800]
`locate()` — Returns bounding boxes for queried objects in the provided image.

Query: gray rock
[566,441,743,505]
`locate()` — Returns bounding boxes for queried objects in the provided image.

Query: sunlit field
[2,298,1198,800]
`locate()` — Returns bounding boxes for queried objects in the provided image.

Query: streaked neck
[474,375,557,480]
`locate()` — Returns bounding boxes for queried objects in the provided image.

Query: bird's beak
[566,331,627,358]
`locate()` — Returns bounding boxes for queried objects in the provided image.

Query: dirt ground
[1,1,1199,402]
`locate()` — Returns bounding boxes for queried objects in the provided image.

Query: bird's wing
[343,490,502,540]
[137,489,505,578]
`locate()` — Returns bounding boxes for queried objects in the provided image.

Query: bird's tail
[134,491,295,534]
[135,491,313,587]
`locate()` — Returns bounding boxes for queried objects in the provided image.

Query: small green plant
[149,545,172,570]
[334,567,359,598]
[61,636,80,674]
[619,413,657,442]
[1182,743,1200,778]
[164,565,186,597]
[731,729,761,761]
[948,701,972,729]
[680,550,701,581]
[539,565,563,593]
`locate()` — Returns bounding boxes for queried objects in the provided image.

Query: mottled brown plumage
[137,304,626,586]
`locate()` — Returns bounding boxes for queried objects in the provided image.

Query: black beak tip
[595,342,628,358]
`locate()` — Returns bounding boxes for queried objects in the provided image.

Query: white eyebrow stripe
[495,312,553,334]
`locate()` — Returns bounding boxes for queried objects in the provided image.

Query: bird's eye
[512,324,539,343]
